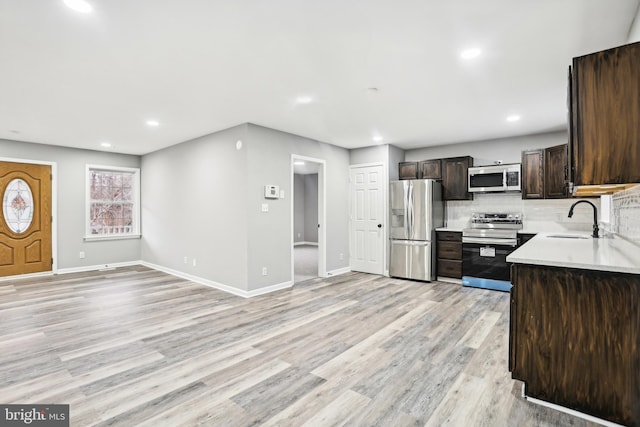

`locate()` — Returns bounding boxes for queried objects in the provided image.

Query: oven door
[462,240,516,282]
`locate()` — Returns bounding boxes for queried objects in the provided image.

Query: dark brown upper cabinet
[398,162,418,180]
[570,41,640,186]
[442,156,473,201]
[522,145,568,199]
[522,149,544,199]
[544,144,568,198]
[418,159,442,180]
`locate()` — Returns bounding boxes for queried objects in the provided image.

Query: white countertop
[507,232,640,275]
[436,227,463,232]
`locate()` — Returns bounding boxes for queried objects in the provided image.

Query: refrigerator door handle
[408,181,414,238]
[391,240,429,246]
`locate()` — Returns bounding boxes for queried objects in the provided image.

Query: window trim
[85,164,141,241]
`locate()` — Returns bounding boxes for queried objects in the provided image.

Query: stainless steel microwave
[468,163,521,193]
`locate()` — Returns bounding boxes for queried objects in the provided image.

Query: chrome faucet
[568,200,599,238]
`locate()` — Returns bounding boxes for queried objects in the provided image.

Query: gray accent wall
[246,124,349,291]
[304,174,318,242]
[141,123,349,293]
[141,124,250,290]
[388,145,405,181]
[349,143,404,181]
[349,145,388,165]
[293,174,305,243]
[0,138,141,270]
[293,173,319,243]
[405,131,567,165]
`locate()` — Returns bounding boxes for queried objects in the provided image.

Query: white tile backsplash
[611,185,640,240]
[445,193,599,233]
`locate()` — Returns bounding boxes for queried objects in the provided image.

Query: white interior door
[350,164,385,275]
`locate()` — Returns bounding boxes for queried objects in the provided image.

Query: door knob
[377,224,382,228]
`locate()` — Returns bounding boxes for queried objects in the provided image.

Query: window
[86,165,140,240]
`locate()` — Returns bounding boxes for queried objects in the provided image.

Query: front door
[350,164,384,275]
[0,161,52,277]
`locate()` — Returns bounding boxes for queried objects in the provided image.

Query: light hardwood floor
[0,267,599,426]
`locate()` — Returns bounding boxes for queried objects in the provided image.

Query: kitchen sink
[546,234,590,239]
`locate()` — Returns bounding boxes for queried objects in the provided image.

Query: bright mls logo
[0,405,69,426]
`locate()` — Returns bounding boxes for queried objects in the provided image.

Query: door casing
[349,162,386,275]
[290,155,326,283]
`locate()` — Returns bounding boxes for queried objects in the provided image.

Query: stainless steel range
[462,212,523,291]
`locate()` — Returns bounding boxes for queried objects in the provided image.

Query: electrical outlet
[79,251,85,259]
[297,233,301,238]
[184,256,188,264]
[339,253,344,260]
[262,267,267,276]
[261,203,269,212]
[192,259,197,267]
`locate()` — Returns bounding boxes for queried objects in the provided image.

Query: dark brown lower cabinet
[436,231,462,279]
[510,264,640,426]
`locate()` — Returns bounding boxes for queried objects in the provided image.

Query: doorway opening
[291,155,326,284]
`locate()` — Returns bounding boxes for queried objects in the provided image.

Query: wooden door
[0,161,52,276]
[350,165,384,275]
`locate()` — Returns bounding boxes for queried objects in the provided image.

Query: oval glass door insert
[3,178,34,233]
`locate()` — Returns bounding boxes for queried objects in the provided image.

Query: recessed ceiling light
[63,0,93,14]
[373,135,383,143]
[506,115,521,122]
[146,120,160,127]
[294,161,305,165]
[460,48,482,60]
[295,96,313,104]
[100,142,112,148]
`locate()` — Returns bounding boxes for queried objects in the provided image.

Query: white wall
[0,138,141,270]
[401,130,599,232]
[628,4,640,43]
[405,130,567,166]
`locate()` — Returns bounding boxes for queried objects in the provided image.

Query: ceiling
[1,1,638,155]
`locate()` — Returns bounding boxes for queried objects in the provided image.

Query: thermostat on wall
[264,185,279,199]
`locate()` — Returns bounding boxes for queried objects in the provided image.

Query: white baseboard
[437,276,462,285]
[245,280,293,297]
[4,260,294,299]
[525,395,624,427]
[293,241,319,247]
[326,267,351,276]
[141,262,292,299]
[0,271,53,282]
[56,260,141,275]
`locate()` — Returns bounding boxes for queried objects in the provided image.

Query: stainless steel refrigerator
[389,179,444,281]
